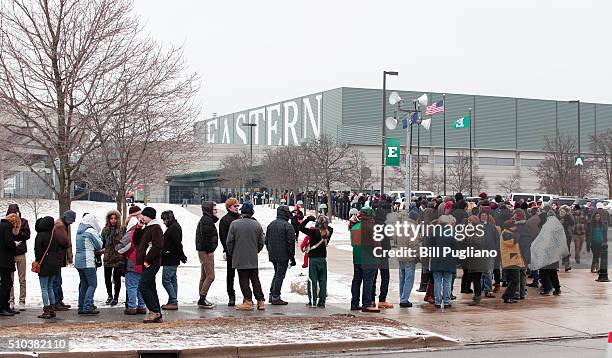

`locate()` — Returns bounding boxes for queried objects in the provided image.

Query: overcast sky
[133,0,609,120]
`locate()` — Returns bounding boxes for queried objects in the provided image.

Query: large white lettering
[303,94,322,139]
[284,101,299,145]
[221,117,231,144]
[267,104,280,146]
[248,108,265,145]
[235,113,247,144]
[206,119,218,144]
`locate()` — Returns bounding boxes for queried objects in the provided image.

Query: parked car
[554,196,578,207]
[506,192,554,206]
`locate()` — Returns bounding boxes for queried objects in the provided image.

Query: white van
[388,190,435,201]
[507,193,554,206]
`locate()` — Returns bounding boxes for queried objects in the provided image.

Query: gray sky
[133,0,610,120]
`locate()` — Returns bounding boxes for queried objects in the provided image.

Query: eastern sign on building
[200,92,323,146]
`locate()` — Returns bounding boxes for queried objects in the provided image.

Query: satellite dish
[389,91,402,105]
[417,93,428,107]
[385,116,398,130]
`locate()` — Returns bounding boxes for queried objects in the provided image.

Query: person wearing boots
[135,207,164,323]
[226,203,266,311]
[0,214,19,316]
[5,204,30,312]
[500,219,524,304]
[34,216,66,319]
[196,201,219,309]
[219,198,241,306]
[265,206,296,305]
[101,210,125,306]
[460,215,488,306]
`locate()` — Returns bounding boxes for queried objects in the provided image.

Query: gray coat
[226,216,265,270]
[387,213,421,264]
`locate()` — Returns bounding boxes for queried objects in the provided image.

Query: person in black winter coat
[265,206,296,305]
[219,198,241,306]
[160,210,186,311]
[195,201,219,308]
[371,198,394,308]
[34,216,67,319]
[290,205,304,242]
[0,215,18,316]
[6,204,30,312]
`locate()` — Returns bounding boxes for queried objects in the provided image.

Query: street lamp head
[568,100,580,104]
[385,71,399,76]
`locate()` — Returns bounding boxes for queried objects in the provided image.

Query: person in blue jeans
[429,215,459,309]
[34,216,66,319]
[74,214,103,315]
[394,209,422,308]
[160,210,186,310]
[116,206,146,314]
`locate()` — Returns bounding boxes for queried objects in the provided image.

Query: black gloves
[290,257,296,267]
[180,255,188,264]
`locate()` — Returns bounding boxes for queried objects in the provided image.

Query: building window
[399,154,429,163]
[433,156,457,165]
[521,159,542,167]
[479,157,515,166]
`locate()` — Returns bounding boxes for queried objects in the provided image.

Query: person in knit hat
[135,207,164,323]
[219,198,240,306]
[227,202,266,311]
[500,218,522,304]
[479,192,488,201]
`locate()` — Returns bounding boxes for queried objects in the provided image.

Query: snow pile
[0,199,354,308]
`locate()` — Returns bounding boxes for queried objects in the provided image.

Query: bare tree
[302,135,349,222]
[591,130,612,198]
[260,145,308,204]
[535,135,596,196]
[220,150,252,200]
[79,40,200,220]
[447,151,486,196]
[497,173,523,194]
[421,170,445,195]
[0,0,160,215]
[343,149,376,192]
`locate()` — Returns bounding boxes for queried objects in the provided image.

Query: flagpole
[443,94,447,196]
[417,118,420,190]
[469,107,473,197]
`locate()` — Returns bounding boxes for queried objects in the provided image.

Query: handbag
[32,230,54,273]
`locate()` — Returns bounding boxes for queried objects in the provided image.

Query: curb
[6,335,455,358]
[235,335,454,357]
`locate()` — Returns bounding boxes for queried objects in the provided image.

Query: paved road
[335,338,608,358]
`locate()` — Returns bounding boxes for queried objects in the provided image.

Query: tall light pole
[242,122,257,199]
[569,100,581,197]
[381,70,398,195]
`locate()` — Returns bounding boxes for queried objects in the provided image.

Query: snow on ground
[0,316,432,352]
[0,199,354,309]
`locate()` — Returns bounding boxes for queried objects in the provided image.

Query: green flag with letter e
[452,116,470,129]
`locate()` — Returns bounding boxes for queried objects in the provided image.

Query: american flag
[425,100,445,115]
